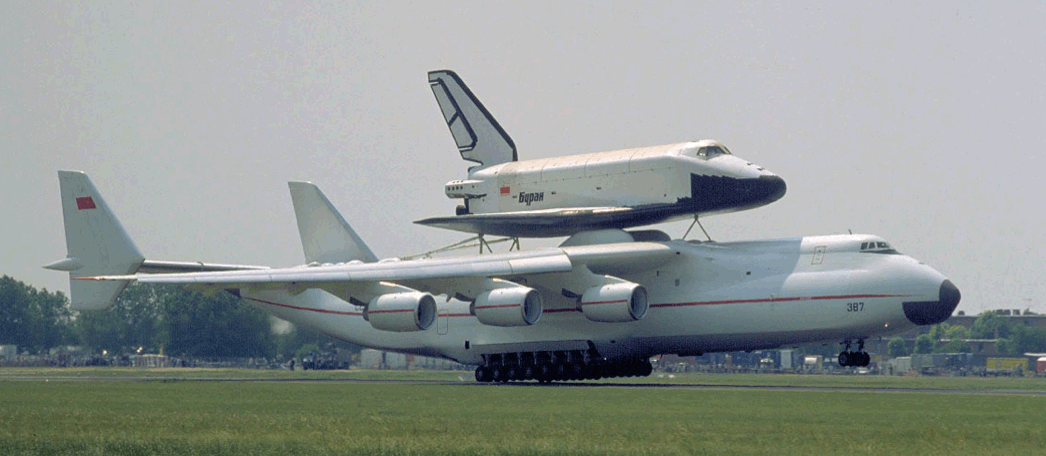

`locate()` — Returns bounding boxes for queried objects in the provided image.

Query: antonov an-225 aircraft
[415,70,787,238]
[48,171,959,382]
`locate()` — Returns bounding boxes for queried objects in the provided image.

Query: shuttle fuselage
[419,70,786,238]
[450,140,783,217]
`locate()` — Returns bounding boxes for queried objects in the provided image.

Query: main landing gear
[474,350,653,383]
[837,339,871,367]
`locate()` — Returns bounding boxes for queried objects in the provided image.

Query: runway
[5,374,1046,396]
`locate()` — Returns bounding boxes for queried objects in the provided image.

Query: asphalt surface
[5,375,1046,396]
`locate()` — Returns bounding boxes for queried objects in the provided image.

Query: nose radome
[940,280,961,313]
[902,279,962,326]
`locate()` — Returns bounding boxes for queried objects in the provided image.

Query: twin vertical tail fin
[45,174,367,308]
[44,171,144,310]
[428,70,517,171]
[288,181,378,264]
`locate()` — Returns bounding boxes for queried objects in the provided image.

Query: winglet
[288,181,378,264]
[45,171,144,310]
[428,70,517,171]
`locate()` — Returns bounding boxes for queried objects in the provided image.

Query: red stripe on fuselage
[649,294,909,309]
[245,294,911,318]
[475,304,519,310]
[245,297,362,316]
[581,299,628,306]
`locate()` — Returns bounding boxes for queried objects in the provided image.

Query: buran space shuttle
[415,70,787,238]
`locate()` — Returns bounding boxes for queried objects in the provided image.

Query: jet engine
[363,292,437,332]
[471,287,543,326]
[580,283,648,323]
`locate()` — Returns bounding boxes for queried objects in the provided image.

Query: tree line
[887,311,1046,357]
[0,275,345,359]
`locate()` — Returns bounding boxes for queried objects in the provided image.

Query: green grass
[2,369,1045,455]
[4,367,1046,391]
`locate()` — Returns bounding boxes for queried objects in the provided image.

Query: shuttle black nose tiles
[685,174,787,213]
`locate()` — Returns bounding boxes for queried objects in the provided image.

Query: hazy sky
[3,2,1044,315]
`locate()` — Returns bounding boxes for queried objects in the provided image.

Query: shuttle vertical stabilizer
[429,70,517,171]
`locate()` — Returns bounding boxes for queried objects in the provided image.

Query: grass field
[2,368,1045,455]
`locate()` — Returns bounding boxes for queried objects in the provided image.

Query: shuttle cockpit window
[859,241,900,255]
[696,146,732,157]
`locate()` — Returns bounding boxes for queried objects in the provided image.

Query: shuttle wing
[415,204,682,238]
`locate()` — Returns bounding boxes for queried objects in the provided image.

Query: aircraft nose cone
[903,280,962,326]
[688,173,788,212]
[756,175,787,203]
[940,279,961,311]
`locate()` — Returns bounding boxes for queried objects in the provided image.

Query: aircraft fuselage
[242,233,956,365]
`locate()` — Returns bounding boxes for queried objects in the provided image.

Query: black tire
[570,363,584,381]
[523,365,535,381]
[639,360,653,377]
[553,363,567,381]
[838,352,851,367]
[536,364,551,383]
[475,366,491,382]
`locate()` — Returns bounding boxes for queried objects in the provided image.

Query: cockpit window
[696,146,731,157]
[860,241,900,255]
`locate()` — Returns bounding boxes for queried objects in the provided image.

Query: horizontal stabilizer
[46,171,269,310]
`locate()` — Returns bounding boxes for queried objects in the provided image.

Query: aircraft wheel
[861,352,871,367]
[553,363,567,381]
[475,366,492,382]
[536,364,551,382]
[640,360,653,377]
[627,362,639,377]
[570,363,584,381]
[838,352,851,367]
[506,365,520,381]
[523,365,535,381]
[491,366,505,382]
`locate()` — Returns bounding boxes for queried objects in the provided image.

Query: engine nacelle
[363,292,437,332]
[580,283,648,323]
[471,287,543,326]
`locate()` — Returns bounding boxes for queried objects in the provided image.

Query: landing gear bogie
[473,350,655,383]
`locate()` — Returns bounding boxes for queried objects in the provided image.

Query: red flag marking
[76,197,96,210]
[500,186,510,195]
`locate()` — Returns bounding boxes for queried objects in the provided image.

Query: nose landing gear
[837,339,871,367]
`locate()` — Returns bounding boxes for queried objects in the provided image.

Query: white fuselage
[448,140,778,216]
[241,234,950,365]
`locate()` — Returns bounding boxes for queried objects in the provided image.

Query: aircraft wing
[415,204,686,238]
[79,242,677,308]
